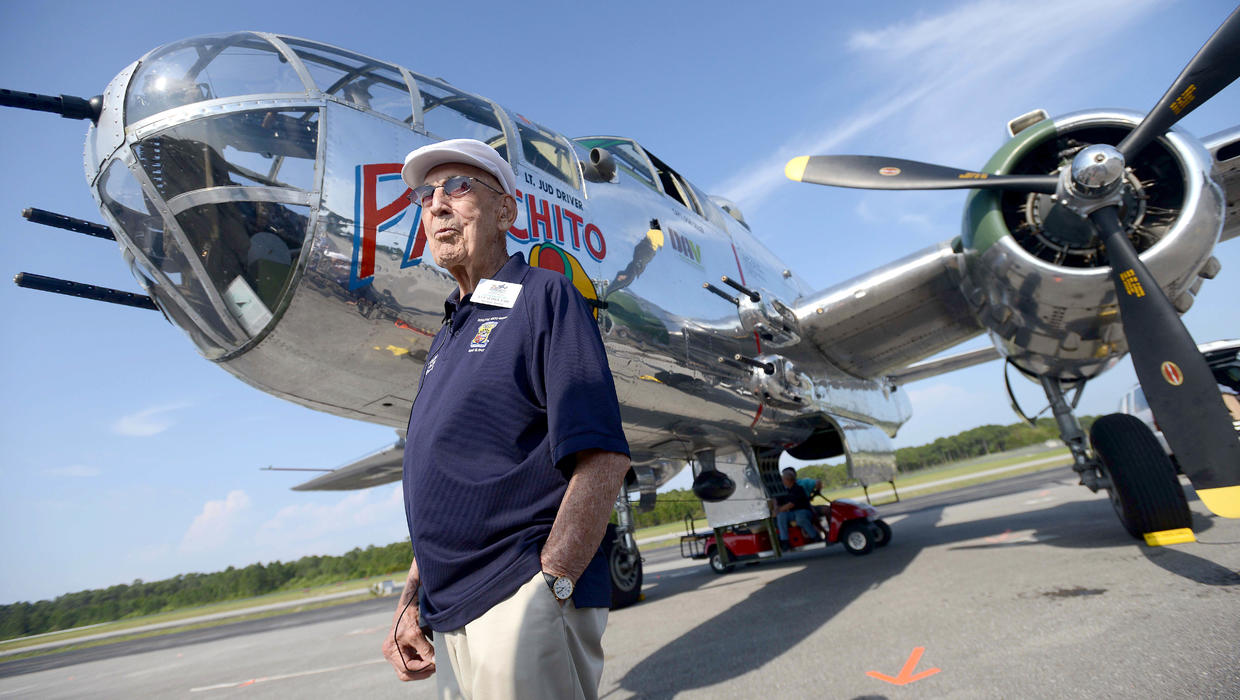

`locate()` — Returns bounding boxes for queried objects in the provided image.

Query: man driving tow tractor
[774,467,827,548]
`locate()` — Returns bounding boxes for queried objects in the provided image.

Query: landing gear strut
[1038,376,1190,538]
[605,492,644,609]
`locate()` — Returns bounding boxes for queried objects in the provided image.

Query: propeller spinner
[787,7,1240,519]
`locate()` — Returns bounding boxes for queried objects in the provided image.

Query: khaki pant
[435,571,608,700]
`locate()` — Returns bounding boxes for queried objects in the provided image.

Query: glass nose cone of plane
[92,33,321,357]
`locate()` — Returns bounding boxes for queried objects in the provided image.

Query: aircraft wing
[790,241,987,379]
[1203,126,1240,243]
[291,439,404,491]
[885,345,1002,385]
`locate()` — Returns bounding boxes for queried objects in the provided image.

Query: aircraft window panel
[415,78,507,149]
[126,33,305,125]
[686,180,728,230]
[515,120,580,189]
[278,39,413,124]
[122,249,226,357]
[661,171,697,213]
[645,150,700,214]
[97,160,243,347]
[174,201,311,333]
[132,109,318,201]
[575,138,658,191]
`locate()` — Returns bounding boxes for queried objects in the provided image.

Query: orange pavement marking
[867,646,941,686]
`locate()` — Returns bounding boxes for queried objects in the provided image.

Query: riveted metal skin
[73,36,1233,497]
[79,32,913,490]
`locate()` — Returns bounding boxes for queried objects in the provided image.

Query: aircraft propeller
[787,7,1240,519]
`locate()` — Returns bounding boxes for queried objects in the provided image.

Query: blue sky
[1,0,1237,603]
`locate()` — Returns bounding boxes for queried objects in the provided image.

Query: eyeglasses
[408,175,504,208]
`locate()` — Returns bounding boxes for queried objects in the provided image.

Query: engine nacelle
[960,110,1225,380]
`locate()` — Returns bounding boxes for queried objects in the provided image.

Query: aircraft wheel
[873,519,892,547]
[603,523,643,609]
[1090,413,1191,539]
[841,522,875,555]
[707,546,735,574]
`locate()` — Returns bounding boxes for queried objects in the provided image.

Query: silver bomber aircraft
[3,9,1239,608]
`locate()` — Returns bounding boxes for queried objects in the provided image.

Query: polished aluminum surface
[80,36,1233,497]
[700,444,771,528]
[962,110,1226,379]
[790,242,983,379]
[1070,144,1125,192]
[83,33,913,492]
[1202,125,1240,242]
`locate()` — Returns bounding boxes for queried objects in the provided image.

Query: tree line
[892,416,1092,472]
[4,418,1082,640]
[0,541,413,641]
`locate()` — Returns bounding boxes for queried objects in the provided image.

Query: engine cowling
[960,110,1225,381]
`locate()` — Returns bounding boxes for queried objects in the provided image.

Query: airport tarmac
[2,467,1237,699]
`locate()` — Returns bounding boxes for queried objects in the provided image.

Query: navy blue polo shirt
[402,252,629,632]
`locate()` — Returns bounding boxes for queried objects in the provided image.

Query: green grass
[0,593,377,662]
[821,448,1072,503]
[635,520,704,540]
[5,446,1075,660]
[0,571,406,652]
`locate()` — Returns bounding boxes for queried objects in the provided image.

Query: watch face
[552,576,573,600]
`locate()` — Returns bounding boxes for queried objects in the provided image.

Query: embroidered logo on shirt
[470,321,499,350]
[425,354,437,375]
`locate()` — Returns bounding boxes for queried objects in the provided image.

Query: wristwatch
[543,572,574,601]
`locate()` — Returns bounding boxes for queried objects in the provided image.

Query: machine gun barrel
[23,208,115,240]
[13,272,158,310]
[720,275,760,302]
[0,89,101,122]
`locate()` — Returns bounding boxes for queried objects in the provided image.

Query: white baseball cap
[401,138,516,196]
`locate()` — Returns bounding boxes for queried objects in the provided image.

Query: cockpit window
[575,138,658,191]
[97,160,242,349]
[278,38,414,124]
[132,109,318,201]
[126,33,306,125]
[645,150,701,215]
[413,77,508,158]
[514,117,579,189]
[174,201,311,335]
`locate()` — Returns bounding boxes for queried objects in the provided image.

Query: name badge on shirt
[472,279,522,308]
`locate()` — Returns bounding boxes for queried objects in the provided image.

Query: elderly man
[381,139,631,699]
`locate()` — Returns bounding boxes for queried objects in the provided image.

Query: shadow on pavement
[618,478,1230,697]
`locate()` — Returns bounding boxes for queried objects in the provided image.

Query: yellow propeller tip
[785,156,809,182]
[1196,484,1240,518]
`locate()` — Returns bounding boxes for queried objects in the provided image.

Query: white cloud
[256,485,405,547]
[714,0,1160,219]
[179,490,252,553]
[111,402,192,437]
[43,464,101,478]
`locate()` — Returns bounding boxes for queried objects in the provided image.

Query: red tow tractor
[680,497,892,574]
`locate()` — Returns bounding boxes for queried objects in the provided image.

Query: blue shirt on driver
[402,252,629,632]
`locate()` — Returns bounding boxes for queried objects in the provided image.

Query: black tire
[841,522,875,555]
[1090,413,1191,539]
[706,546,735,574]
[602,523,643,609]
[873,519,892,548]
